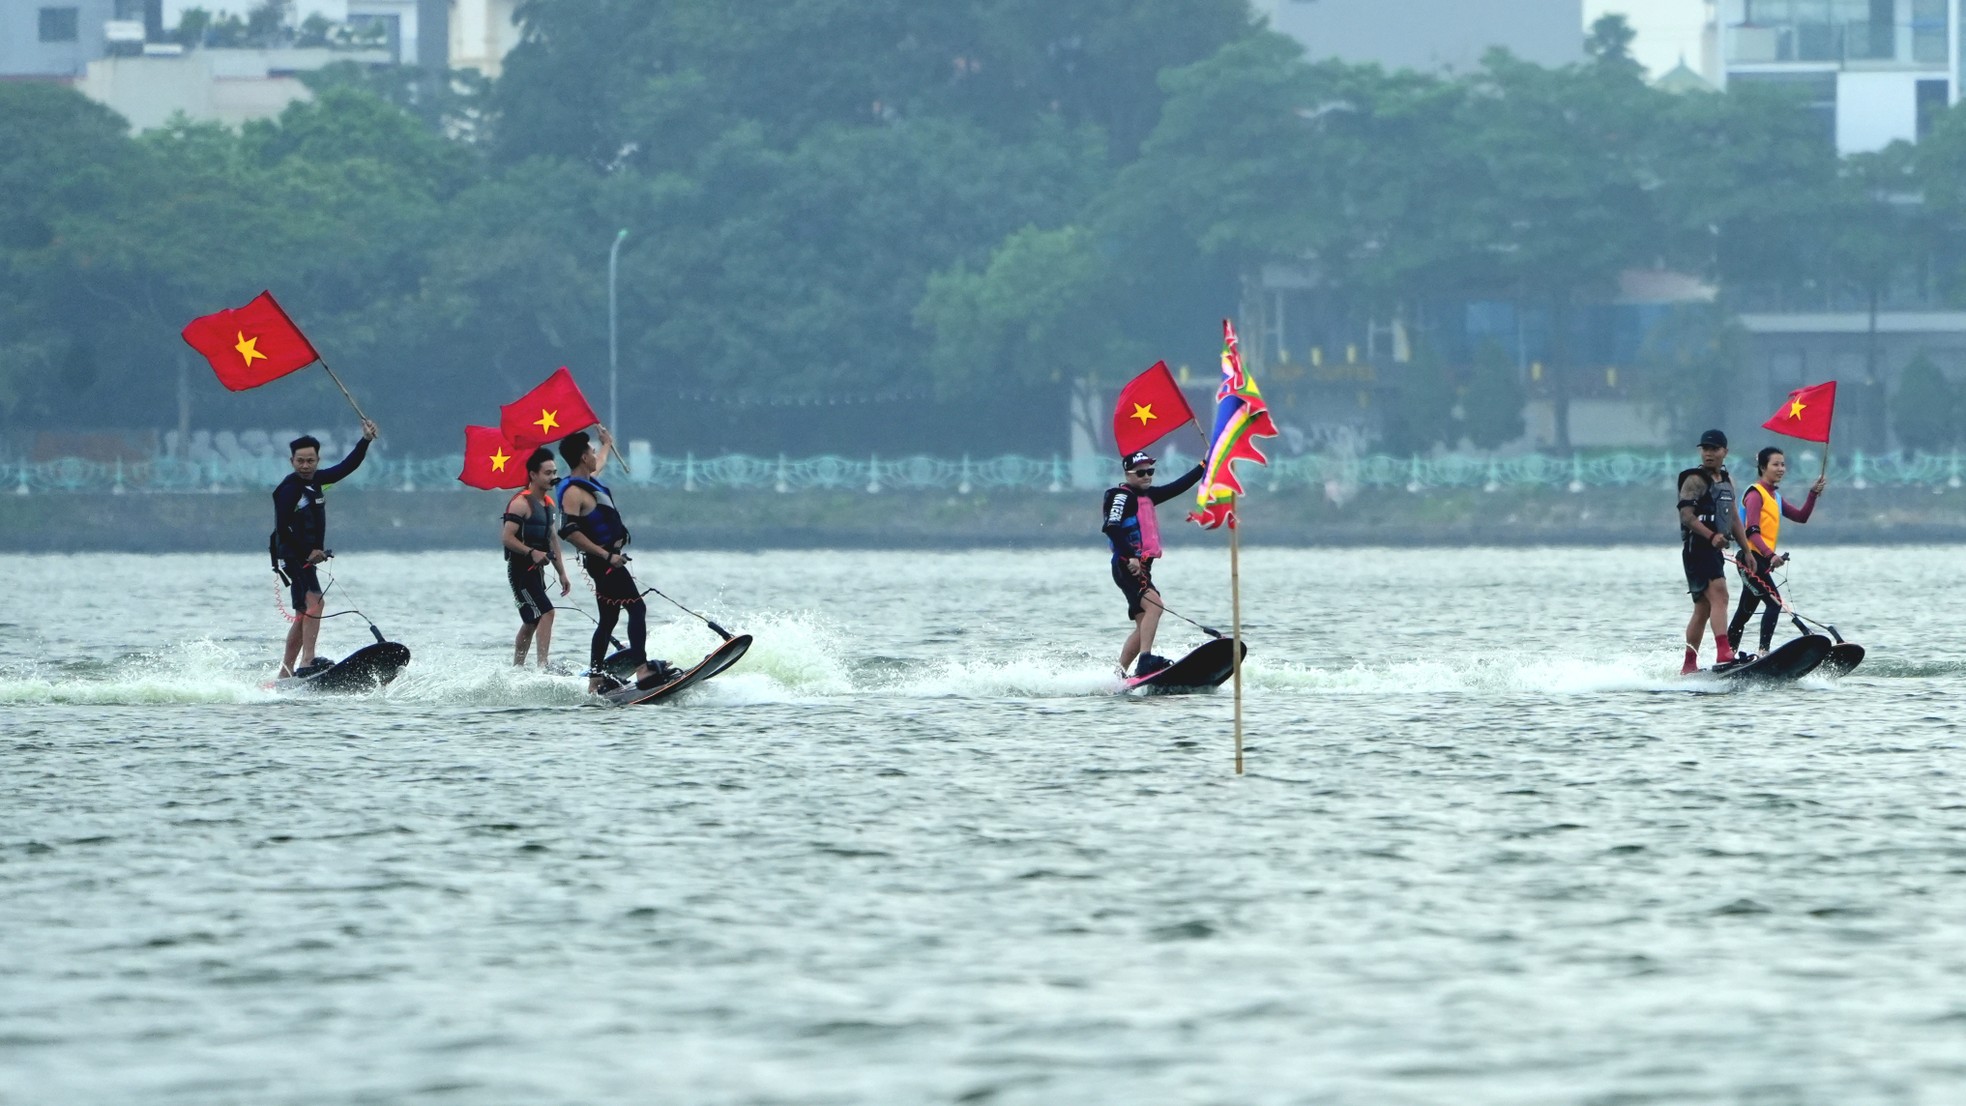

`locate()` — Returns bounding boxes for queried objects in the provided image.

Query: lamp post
[608,228,628,436]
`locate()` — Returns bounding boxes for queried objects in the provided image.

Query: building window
[1918,78,1949,138]
[38,6,79,41]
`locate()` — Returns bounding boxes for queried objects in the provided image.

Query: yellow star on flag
[1130,403,1157,426]
[235,332,267,366]
[490,447,511,472]
[1787,398,1806,419]
[533,408,560,435]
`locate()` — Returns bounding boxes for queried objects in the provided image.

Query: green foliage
[1636,304,1742,438]
[1462,342,1525,450]
[1892,355,1958,452]
[1377,347,1458,455]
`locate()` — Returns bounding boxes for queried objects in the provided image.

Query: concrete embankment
[9,484,1966,553]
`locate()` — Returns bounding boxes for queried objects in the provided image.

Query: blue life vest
[555,475,629,549]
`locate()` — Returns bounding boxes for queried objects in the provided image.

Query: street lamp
[608,227,629,437]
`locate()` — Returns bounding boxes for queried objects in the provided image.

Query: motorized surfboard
[1819,641,1865,677]
[1692,633,1831,684]
[599,634,752,706]
[1123,637,1248,695]
[272,641,411,694]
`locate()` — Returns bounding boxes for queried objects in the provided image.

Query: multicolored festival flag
[501,367,600,449]
[1760,380,1837,443]
[1190,319,1279,530]
[181,291,321,391]
[1112,361,1196,456]
[458,425,527,490]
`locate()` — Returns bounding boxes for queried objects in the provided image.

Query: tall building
[450,0,519,77]
[1252,0,1586,72]
[1,0,147,77]
[1716,0,1960,152]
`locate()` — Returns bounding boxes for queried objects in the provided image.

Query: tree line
[3,8,1964,455]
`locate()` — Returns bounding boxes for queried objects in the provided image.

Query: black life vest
[555,475,629,549]
[503,491,557,562]
[1678,466,1734,544]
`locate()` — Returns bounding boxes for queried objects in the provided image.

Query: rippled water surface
[3,546,1964,1105]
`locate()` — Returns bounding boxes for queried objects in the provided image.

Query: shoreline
[9,485,1966,552]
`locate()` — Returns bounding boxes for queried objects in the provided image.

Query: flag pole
[600,424,633,476]
[314,357,373,427]
[1230,507,1244,776]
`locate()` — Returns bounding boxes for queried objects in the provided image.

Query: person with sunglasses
[1101,449,1204,678]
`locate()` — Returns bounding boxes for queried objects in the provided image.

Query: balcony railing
[1728,20,1949,66]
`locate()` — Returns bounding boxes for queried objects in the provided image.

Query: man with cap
[1101,449,1204,678]
[1677,429,1756,674]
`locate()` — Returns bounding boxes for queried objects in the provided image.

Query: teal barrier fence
[4,450,1964,494]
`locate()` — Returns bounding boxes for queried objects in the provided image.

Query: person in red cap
[1677,428,1755,674]
[1100,449,1203,678]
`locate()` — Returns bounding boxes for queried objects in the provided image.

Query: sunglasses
[1129,467,1155,477]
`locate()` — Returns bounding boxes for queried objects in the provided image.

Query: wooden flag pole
[314,357,373,428]
[600,424,633,476]
[1230,509,1244,776]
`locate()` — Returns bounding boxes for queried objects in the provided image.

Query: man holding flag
[272,421,379,677]
[1103,360,1204,677]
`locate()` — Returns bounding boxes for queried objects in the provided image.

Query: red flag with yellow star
[458,425,527,490]
[180,291,320,391]
[500,367,599,449]
[1761,380,1836,443]
[1112,361,1195,456]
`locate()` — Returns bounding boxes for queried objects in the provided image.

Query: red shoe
[1715,639,1736,665]
[1681,647,1699,676]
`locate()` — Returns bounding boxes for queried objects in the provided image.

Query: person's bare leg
[1119,621,1143,674]
[298,593,325,666]
[1705,579,1734,660]
[533,610,555,667]
[1684,595,1710,673]
[281,616,305,677]
[1135,589,1165,660]
[513,624,535,666]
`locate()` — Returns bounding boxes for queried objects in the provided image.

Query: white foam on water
[0,639,278,705]
[1241,649,1697,696]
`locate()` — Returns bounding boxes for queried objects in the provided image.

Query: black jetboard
[1697,634,1831,683]
[1123,637,1248,694]
[273,641,411,694]
[1820,641,1866,677]
[601,634,752,706]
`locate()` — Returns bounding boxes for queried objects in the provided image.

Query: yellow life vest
[1744,480,1783,551]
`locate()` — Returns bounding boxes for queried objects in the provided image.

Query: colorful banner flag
[1760,380,1837,443]
[181,291,320,391]
[1190,319,1279,530]
[501,367,600,449]
[1113,361,1197,456]
[458,425,527,490]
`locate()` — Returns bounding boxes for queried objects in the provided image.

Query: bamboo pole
[1230,508,1244,776]
[315,358,372,426]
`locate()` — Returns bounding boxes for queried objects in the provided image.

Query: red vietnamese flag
[1113,361,1196,455]
[181,291,320,391]
[1761,380,1837,443]
[500,367,599,448]
[458,425,527,490]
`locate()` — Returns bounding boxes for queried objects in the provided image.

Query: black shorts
[507,557,553,626]
[1683,541,1726,598]
[583,551,644,607]
[1112,557,1158,620]
[281,561,320,613]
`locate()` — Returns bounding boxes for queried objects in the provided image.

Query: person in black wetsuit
[502,447,572,667]
[1101,449,1204,678]
[1677,428,1754,674]
[555,428,675,694]
[272,419,378,677]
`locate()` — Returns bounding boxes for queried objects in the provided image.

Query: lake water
[3,547,1963,1105]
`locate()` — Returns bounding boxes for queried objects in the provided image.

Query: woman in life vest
[1726,445,1826,657]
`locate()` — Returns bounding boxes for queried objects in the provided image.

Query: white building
[1715,0,1960,152]
[77,46,390,130]
[449,0,518,77]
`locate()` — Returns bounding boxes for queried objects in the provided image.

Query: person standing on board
[1726,445,1827,658]
[272,419,379,677]
[1677,429,1755,675]
[1102,449,1204,678]
[503,447,572,667]
[555,428,674,693]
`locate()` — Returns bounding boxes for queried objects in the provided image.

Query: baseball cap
[1122,450,1156,471]
[1698,429,1728,448]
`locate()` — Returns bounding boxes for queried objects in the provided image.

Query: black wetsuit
[1677,465,1733,599]
[556,474,645,667]
[504,491,558,626]
[1100,464,1203,619]
[271,439,369,610]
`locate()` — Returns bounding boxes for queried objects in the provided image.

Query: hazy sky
[1585,0,1709,78]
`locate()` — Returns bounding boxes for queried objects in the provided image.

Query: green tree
[1892,355,1957,452]
[1635,303,1742,438]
